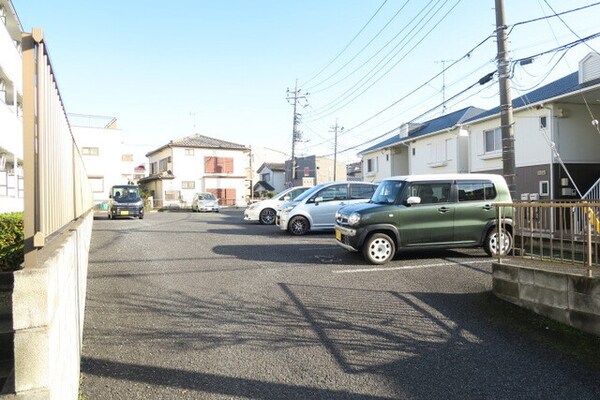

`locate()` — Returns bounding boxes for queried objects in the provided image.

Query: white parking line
[332,260,491,274]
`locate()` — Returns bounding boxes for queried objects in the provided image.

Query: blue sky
[13,1,600,164]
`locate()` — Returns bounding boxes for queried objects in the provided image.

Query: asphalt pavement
[80,209,600,399]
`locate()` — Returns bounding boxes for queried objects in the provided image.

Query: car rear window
[457,181,496,201]
[350,184,376,199]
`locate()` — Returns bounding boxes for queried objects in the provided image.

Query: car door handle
[438,206,450,213]
[482,204,492,211]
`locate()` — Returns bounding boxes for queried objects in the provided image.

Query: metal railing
[496,201,600,277]
[22,28,93,267]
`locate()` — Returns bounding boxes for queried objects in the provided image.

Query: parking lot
[81,209,600,399]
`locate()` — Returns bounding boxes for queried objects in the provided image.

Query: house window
[165,190,180,201]
[366,157,378,173]
[205,157,233,173]
[82,147,99,156]
[159,157,170,172]
[261,173,270,182]
[182,181,195,189]
[150,162,158,175]
[185,148,194,156]
[427,140,449,166]
[540,116,547,129]
[484,128,502,153]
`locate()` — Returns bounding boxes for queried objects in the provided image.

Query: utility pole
[286,79,308,183]
[330,119,344,181]
[495,0,516,199]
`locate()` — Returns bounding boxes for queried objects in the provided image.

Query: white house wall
[410,130,460,175]
[468,109,553,173]
[554,102,600,163]
[71,126,123,203]
[158,147,248,206]
[362,150,392,183]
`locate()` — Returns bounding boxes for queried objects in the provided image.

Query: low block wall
[6,212,92,399]
[492,262,600,336]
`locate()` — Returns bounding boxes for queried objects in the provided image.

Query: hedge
[0,212,24,272]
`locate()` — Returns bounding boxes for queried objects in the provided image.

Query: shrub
[0,212,24,272]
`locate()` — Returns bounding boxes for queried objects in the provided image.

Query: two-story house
[464,53,600,201]
[141,134,250,207]
[70,114,124,205]
[285,155,347,187]
[0,0,23,213]
[358,107,484,182]
[357,53,600,201]
[254,162,285,197]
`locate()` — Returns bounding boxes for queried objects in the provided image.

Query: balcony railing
[22,28,93,267]
[496,201,600,277]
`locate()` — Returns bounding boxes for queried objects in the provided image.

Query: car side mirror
[314,196,323,204]
[406,196,421,206]
[283,195,291,201]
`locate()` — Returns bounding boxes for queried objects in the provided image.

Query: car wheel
[259,208,276,225]
[362,233,395,265]
[139,213,144,220]
[484,227,512,256]
[288,216,309,235]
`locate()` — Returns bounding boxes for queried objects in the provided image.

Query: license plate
[335,230,341,240]
[120,211,129,215]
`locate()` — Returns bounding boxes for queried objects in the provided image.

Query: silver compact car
[191,192,220,212]
[276,181,377,235]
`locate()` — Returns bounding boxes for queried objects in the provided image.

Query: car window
[457,181,496,202]
[372,180,405,204]
[316,184,348,202]
[288,187,308,200]
[350,184,376,199]
[406,182,452,204]
[294,184,325,202]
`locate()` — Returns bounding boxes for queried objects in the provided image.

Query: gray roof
[464,72,582,123]
[147,134,248,156]
[258,162,285,172]
[360,106,485,155]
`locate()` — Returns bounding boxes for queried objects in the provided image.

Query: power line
[310,33,494,146]
[305,0,464,122]
[318,71,496,158]
[540,0,599,55]
[509,1,600,32]
[302,0,389,87]
[306,0,413,92]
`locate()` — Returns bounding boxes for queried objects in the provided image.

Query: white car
[191,192,220,212]
[244,186,310,225]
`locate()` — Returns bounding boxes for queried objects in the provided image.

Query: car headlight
[248,203,257,210]
[281,205,295,213]
[335,210,342,220]
[348,212,361,226]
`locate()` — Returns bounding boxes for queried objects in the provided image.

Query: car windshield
[198,193,216,200]
[292,183,325,203]
[112,187,141,201]
[371,180,405,204]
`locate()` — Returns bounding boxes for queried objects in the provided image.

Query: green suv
[334,174,513,264]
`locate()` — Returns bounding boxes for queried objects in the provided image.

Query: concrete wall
[492,262,600,336]
[6,212,92,398]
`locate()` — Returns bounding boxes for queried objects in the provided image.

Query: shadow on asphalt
[82,285,600,399]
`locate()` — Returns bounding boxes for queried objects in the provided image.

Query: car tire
[139,213,144,220]
[288,216,309,235]
[362,233,395,265]
[259,208,276,225]
[483,227,512,256]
